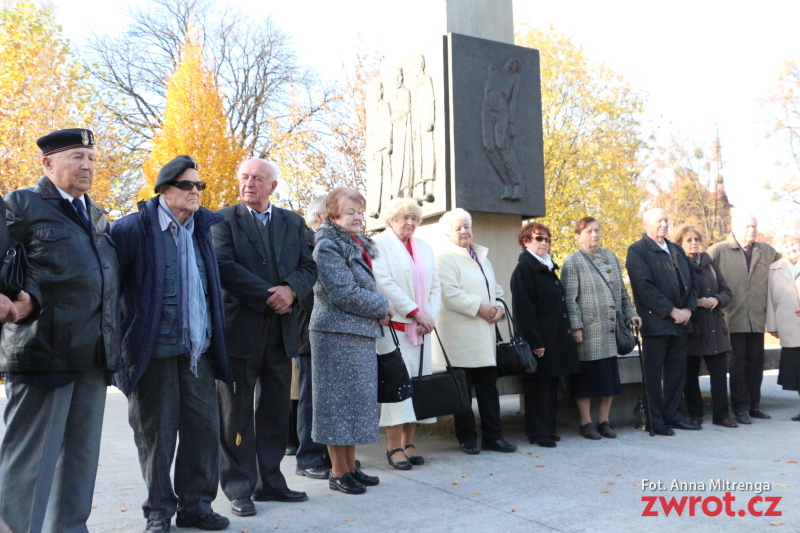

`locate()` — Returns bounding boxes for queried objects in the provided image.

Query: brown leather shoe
[713,418,739,428]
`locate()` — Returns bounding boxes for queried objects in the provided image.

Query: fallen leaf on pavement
[600,490,610,493]
[776,484,790,488]
[769,521,782,526]
[726,467,739,470]
[472,492,482,495]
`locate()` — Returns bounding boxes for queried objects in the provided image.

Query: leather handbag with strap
[580,250,636,355]
[494,298,538,376]
[0,241,27,300]
[377,325,413,403]
[411,329,471,420]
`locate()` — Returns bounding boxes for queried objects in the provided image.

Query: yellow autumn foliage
[143,35,245,210]
[516,25,648,263]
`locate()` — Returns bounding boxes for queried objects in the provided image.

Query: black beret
[154,155,199,192]
[36,128,94,156]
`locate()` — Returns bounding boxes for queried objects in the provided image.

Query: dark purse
[410,329,471,420]
[581,251,636,355]
[377,325,413,403]
[0,241,28,300]
[495,298,538,376]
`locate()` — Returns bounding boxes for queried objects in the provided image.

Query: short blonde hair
[383,198,423,227]
[671,223,706,246]
[439,208,472,234]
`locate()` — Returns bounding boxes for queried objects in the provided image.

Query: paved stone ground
[1,371,798,533]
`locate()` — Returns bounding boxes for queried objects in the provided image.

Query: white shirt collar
[247,202,272,218]
[55,186,86,210]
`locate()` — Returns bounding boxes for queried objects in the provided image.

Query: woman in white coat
[432,208,517,455]
[374,199,441,469]
[766,236,800,421]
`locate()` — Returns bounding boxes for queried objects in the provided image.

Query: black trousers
[684,353,731,422]
[641,335,688,430]
[294,353,328,469]
[523,376,559,438]
[729,332,765,413]
[218,319,292,500]
[453,366,503,445]
[129,355,220,519]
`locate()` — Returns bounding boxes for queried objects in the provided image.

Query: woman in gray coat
[310,187,393,495]
[561,217,640,440]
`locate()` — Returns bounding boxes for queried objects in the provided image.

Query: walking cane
[633,324,655,437]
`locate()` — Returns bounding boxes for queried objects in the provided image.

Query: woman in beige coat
[766,236,800,421]
[374,198,441,469]
[433,208,517,455]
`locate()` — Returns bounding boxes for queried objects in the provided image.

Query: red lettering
[702,496,722,517]
[659,496,687,517]
[723,492,736,517]
[764,496,782,517]
[641,496,658,517]
[687,495,702,516]
[748,495,763,517]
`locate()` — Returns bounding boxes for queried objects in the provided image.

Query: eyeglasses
[169,180,207,191]
[533,235,550,243]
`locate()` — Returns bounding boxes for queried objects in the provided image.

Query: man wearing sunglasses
[110,155,233,532]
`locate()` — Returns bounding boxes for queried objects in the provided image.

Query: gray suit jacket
[212,202,317,359]
[309,221,388,338]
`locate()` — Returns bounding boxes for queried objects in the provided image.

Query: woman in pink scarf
[373,199,441,470]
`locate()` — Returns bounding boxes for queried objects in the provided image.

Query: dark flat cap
[155,155,199,192]
[36,128,94,156]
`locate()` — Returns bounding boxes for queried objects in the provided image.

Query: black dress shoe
[386,448,412,469]
[551,434,561,442]
[144,518,170,532]
[597,421,617,439]
[667,419,702,430]
[460,441,481,455]
[329,472,366,494]
[648,426,675,436]
[750,408,771,419]
[285,445,298,456]
[580,423,602,440]
[296,466,330,479]
[403,444,425,465]
[792,413,800,421]
[351,468,380,486]
[529,436,556,448]
[713,418,739,428]
[175,511,229,531]
[735,411,752,424]
[482,437,517,453]
[252,488,308,502]
[231,497,255,517]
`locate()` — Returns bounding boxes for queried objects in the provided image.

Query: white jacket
[431,240,503,368]
[766,258,800,348]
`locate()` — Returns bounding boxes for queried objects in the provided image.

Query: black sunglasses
[533,235,551,243]
[170,180,207,191]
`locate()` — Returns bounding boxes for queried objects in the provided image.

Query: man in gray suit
[0,128,119,532]
[213,159,317,518]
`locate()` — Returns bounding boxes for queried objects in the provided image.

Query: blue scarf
[158,197,207,376]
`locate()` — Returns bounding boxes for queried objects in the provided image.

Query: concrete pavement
[1,371,798,532]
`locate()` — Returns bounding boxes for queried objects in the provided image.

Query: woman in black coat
[673,224,737,428]
[510,222,580,447]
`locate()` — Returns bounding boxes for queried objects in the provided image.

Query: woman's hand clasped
[413,311,435,335]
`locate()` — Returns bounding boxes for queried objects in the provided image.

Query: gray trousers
[129,354,220,519]
[0,368,107,533]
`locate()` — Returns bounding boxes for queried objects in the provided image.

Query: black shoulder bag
[377,325,413,403]
[411,329,471,420]
[0,241,28,300]
[495,298,538,376]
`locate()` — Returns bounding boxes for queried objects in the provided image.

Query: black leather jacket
[0,177,120,372]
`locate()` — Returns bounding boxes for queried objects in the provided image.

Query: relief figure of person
[391,68,413,200]
[482,57,523,200]
[412,55,435,203]
[367,82,393,218]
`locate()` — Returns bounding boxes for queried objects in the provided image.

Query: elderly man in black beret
[110,156,233,532]
[0,128,118,532]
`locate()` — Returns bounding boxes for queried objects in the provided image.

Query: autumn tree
[143,34,245,209]
[516,25,649,263]
[0,1,137,212]
[647,134,731,242]
[85,0,332,205]
[764,58,800,206]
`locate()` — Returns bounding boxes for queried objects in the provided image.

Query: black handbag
[377,325,413,403]
[0,241,27,300]
[495,298,538,376]
[411,329,471,420]
[580,251,636,355]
